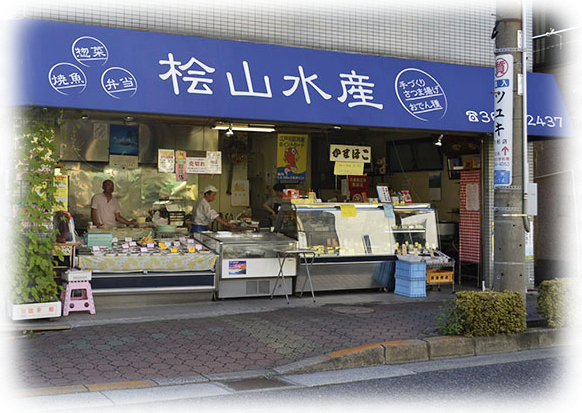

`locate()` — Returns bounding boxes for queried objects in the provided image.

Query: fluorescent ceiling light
[213,123,275,133]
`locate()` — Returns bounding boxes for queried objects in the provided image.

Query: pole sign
[493,54,513,187]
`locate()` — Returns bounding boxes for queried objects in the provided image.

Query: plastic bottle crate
[394,276,427,297]
[426,269,454,284]
[395,260,426,280]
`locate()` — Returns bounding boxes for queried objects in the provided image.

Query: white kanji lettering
[337,70,383,110]
[226,61,272,98]
[158,53,216,96]
[180,57,215,95]
[74,47,91,59]
[282,65,331,104]
[91,46,107,58]
[69,72,85,84]
[105,78,119,91]
[51,74,69,86]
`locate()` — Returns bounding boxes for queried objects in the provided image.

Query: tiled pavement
[6,290,541,391]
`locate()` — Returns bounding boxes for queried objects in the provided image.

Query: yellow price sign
[170,248,178,253]
[188,247,196,253]
[340,205,357,217]
[334,161,364,176]
[159,242,167,250]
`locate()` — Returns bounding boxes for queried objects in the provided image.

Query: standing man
[190,185,235,233]
[91,179,135,228]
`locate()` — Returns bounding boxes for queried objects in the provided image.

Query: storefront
[10,19,574,297]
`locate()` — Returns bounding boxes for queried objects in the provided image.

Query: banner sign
[8,19,574,138]
[493,54,513,187]
[276,134,308,181]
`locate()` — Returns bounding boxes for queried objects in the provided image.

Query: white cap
[203,184,218,194]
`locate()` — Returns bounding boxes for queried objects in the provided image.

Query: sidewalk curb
[16,327,568,398]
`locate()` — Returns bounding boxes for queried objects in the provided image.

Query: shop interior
[55,109,483,291]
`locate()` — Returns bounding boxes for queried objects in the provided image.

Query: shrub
[537,278,572,328]
[438,290,527,337]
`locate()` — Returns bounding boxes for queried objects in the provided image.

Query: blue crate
[394,276,427,297]
[395,260,426,280]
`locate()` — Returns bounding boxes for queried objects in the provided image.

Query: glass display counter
[194,231,297,299]
[275,202,452,292]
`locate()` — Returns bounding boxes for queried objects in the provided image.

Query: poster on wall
[231,180,250,206]
[158,149,175,173]
[276,134,308,182]
[175,151,187,181]
[109,125,139,156]
[54,175,68,211]
[347,175,369,202]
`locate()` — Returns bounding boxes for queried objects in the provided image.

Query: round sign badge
[394,68,448,122]
[72,36,109,67]
[101,67,138,99]
[48,62,87,95]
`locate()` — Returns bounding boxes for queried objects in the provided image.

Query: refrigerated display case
[275,202,453,292]
[194,231,297,299]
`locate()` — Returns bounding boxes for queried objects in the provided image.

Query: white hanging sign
[493,54,513,187]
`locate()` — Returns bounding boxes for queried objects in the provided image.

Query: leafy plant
[10,107,67,304]
[537,278,572,328]
[437,301,465,336]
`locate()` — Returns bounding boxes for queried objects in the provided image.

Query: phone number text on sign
[465,110,563,128]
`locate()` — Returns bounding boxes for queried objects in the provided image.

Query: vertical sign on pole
[493,54,513,187]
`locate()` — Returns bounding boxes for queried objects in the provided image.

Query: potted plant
[8,107,66,320]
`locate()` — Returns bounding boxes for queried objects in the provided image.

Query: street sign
[493,54,513,187]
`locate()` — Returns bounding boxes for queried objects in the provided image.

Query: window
[533,0,580,70]
[387,138,443,172]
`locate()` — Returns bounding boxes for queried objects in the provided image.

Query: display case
[194,231,297,299]
[275,202,452,292]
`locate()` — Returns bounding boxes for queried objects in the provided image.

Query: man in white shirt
[90,180,134,228]
[190,185,235,232]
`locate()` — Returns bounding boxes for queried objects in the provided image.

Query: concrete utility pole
[492,0,527,297]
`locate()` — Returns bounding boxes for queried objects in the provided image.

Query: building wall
[16,0,505,68]
[534,1,582,284]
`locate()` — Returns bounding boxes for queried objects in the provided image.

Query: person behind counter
[263,182,285,224]
[90,179,135,229]
[190,185,236,233]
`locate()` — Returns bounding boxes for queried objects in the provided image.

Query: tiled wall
[14,0,521,69]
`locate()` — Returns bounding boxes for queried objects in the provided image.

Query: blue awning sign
[8,19,575,139]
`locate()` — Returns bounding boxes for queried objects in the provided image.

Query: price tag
[129,241,137,247]
[159,242,167,250]
[140,247,148,253]
[125,237,132,242]
[173,241,181,247]
[195,244,203,250]
[188,247,196,253]
[112,237,118,243]
[187,238,195,245]
[92,246,100,252]
[122,243,129,249]
[170,247,178,253]
[147,243,155,249]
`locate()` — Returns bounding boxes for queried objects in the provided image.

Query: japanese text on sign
[329,144,371,163]
[493,54,513,187]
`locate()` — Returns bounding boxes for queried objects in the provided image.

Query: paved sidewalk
[4,289,542,394]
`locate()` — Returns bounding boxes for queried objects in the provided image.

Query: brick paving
[10,300,444,389]
[7,292,541,390]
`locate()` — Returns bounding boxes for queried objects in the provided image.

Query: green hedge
[537,278,572,328]
[438,290,526,337]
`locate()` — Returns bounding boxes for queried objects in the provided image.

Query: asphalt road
[17,348,578,413]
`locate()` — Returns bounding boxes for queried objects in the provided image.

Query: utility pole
[492,0,527,297]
